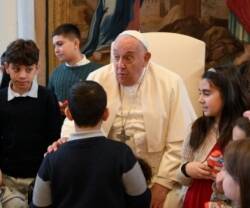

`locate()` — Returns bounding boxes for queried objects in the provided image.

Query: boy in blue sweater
[48,23,102,116]
[0,39,61,206]
[32,81,151,208]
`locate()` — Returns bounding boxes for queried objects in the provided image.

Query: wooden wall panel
[35,0,46,85]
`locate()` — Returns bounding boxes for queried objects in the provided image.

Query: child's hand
[243,110,250,120]
[59,100,68,115]
[186,161,212,179]
[45,137,68,156]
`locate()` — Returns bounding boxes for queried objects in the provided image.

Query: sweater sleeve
[31,156,52,208]
[122,145,151,208]
[176,134,194,186]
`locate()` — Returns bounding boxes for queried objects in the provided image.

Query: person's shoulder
[104,139,136,170]
[38,85,52,94]
[45,142,68,160]
[90,63,112,73]
[88,64,113,78]
[104,138,133,153]
[78,61,103,75]
[150,62,182,81]
[37,85,56,99]
[148,62,187,95]
[105,137,125,146]
[86,61,103,69]
[50,63,66,75]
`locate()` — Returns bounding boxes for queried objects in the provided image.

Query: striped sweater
[48,62,102,101]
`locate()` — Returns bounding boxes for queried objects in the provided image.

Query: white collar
[65,55,90,67]
[68,129,105,142]
[8,80,38,101]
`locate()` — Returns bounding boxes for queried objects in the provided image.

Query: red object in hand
[207,150,224,175]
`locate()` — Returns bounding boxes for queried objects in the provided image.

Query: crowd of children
[1,23,250,208]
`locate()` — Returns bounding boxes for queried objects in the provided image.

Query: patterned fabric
[228,12,250,43]
[0,185,26,208]
[226,0,250,34]
[48,62,102,101]
[1,174,33,208]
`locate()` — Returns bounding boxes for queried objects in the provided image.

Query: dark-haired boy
[32,81,151,208]
[0,39,61,205]
[48,23,102,115]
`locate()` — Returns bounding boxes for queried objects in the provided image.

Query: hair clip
[208,68,216,73]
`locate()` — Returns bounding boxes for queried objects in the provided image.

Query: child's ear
[74,38,80,49]
[102,108,109,121]
[65,106,73,121]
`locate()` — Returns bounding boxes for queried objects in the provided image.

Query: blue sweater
[32,136,151,208]
[48,62,102,101]
[0,86,61,178]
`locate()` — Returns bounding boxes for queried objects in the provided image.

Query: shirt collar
[65,55,90,67]
[8,79,38,101]
[68,129,105,142]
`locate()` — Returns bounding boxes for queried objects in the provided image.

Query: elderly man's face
[113,36,150,86]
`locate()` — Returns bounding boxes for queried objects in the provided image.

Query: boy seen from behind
[32,81,151,208]
[0,39,61,206]
[48,23,102,115]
